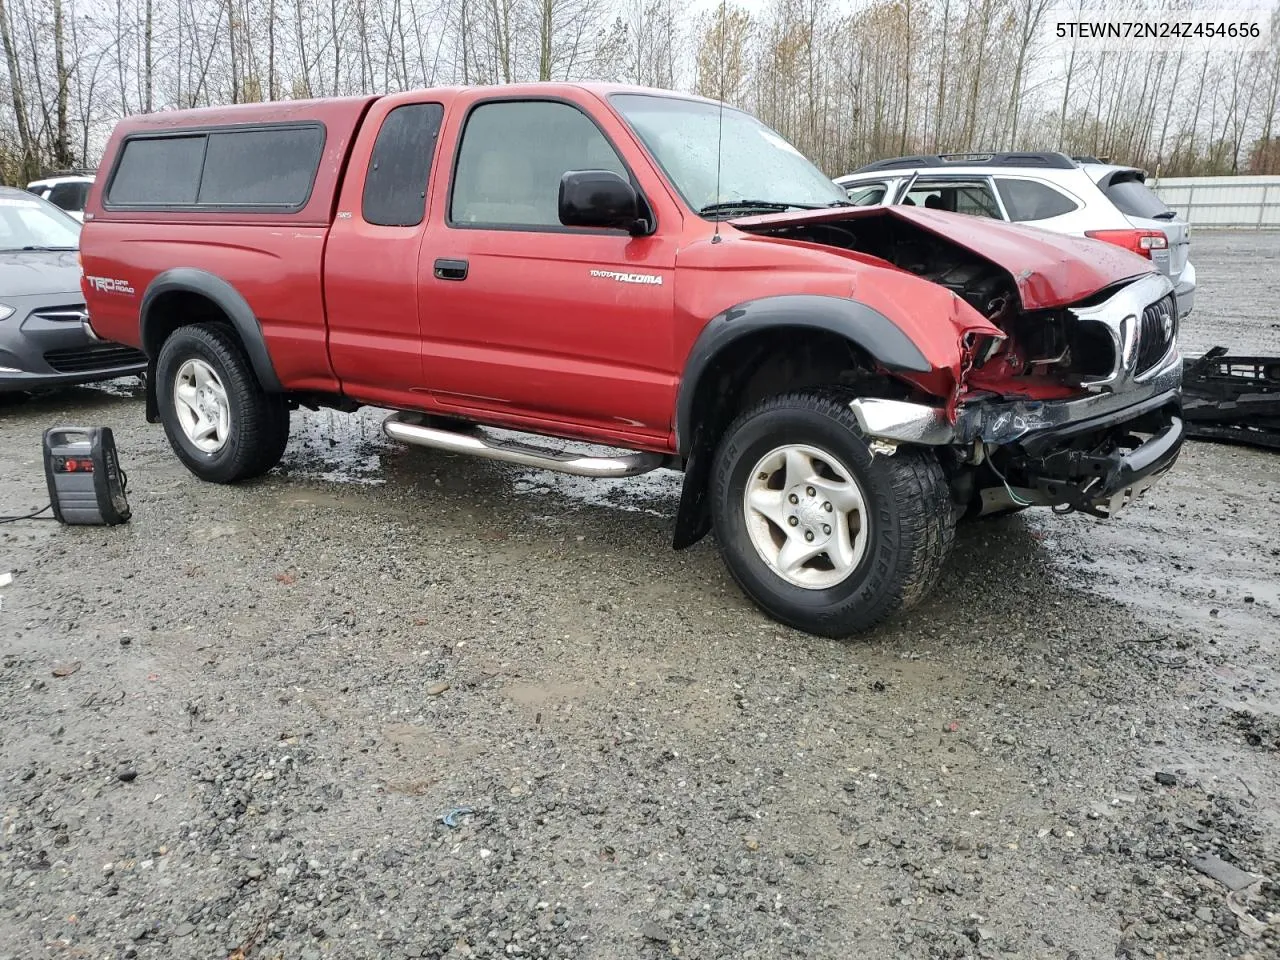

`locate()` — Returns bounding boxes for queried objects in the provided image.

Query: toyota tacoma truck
[79,85,1183,637]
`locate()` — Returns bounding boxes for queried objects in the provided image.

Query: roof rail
[35,168,96,179]
[853,151,1078,173]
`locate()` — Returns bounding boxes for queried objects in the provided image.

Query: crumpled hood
[0,249,82,299]
[731,205,1155,310]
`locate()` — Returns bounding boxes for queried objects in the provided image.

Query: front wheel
[156,324,290,483]
[710,390,956,637]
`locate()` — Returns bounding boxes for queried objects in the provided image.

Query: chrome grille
[32,303,89,323]
[1135,294,1176,375]
[1070,274,1177,390]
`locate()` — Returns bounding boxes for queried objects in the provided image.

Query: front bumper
[0,363,146,392]
[0,303,146,392]
[850,347,1184,517]
[952,351,1182,445]
[850,346,1183,447]
[997,395,1183,517]
[957,346,1183,516]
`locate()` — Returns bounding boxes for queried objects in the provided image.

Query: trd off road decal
[589,269,663,286]
[85,276,136,296]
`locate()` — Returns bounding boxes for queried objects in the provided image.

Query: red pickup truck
[80,84,1183,636]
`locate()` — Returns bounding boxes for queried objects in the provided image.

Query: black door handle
[434,258,468,281]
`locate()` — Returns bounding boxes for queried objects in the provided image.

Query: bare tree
[694,2,749,103]
[1007,0,1051,147]
[51,0,73,165]
[621,0,680,88]
[0,0,1275,182]
[0,0,34,178]
[144,0,153,110]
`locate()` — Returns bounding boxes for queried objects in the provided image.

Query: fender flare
[673,294,933,456]
[669,294,935,550]
[140,268,283,393]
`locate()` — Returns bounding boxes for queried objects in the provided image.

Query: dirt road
[1,231,1277,959]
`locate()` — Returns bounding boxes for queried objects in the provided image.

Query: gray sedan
[0,187,145,392]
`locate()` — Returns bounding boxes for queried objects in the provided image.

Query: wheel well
[141,290,235,358]
[672,328,912,549]
[685,329,909,454]
[140,291,248,424]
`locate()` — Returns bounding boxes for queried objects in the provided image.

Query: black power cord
[0,504,55,524]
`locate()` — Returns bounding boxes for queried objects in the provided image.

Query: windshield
[0,195,80,249]
[610,93,847,216]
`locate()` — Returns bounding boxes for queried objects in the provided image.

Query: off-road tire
[156,324,289,483]
[710,389,956,637]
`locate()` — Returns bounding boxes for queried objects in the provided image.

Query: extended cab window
[363,103,444,227]
[995,178,1079,221]
[450,100,627,228]
[107,125,324,210]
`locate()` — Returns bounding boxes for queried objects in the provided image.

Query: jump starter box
[42,427,131,525]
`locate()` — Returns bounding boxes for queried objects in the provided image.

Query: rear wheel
[156,324,289,483]
[711,390,956,636]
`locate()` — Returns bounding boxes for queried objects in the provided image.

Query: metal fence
[1149,175,1280,229]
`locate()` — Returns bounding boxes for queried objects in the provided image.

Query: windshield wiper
[698,200,826,216]
[1150,211,1178,220]
[15,245,78,252]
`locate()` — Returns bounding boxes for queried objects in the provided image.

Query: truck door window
[363,102,444,227]
[450,100,628,229]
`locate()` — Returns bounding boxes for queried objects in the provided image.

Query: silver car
[835,152,1195,318]
[0,186,145,392]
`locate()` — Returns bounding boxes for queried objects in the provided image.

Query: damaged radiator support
[1182,347,1280,451]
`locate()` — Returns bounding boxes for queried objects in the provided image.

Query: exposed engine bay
[733,209,1181,523]
[739,215,1119,392]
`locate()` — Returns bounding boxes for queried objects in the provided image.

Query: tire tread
[711,388,956,636]
[156,323,289,484]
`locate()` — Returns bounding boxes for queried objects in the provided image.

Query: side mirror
[558,170,646,234]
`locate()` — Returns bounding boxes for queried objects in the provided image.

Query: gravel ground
[2,231,1278,960]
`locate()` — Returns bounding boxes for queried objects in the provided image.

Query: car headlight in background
[0,304,15,321]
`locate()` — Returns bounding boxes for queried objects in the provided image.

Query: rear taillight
[1085,229,1169,259]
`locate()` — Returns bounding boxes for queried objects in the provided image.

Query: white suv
[26,173,95,223]
[835,152,1195,318]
